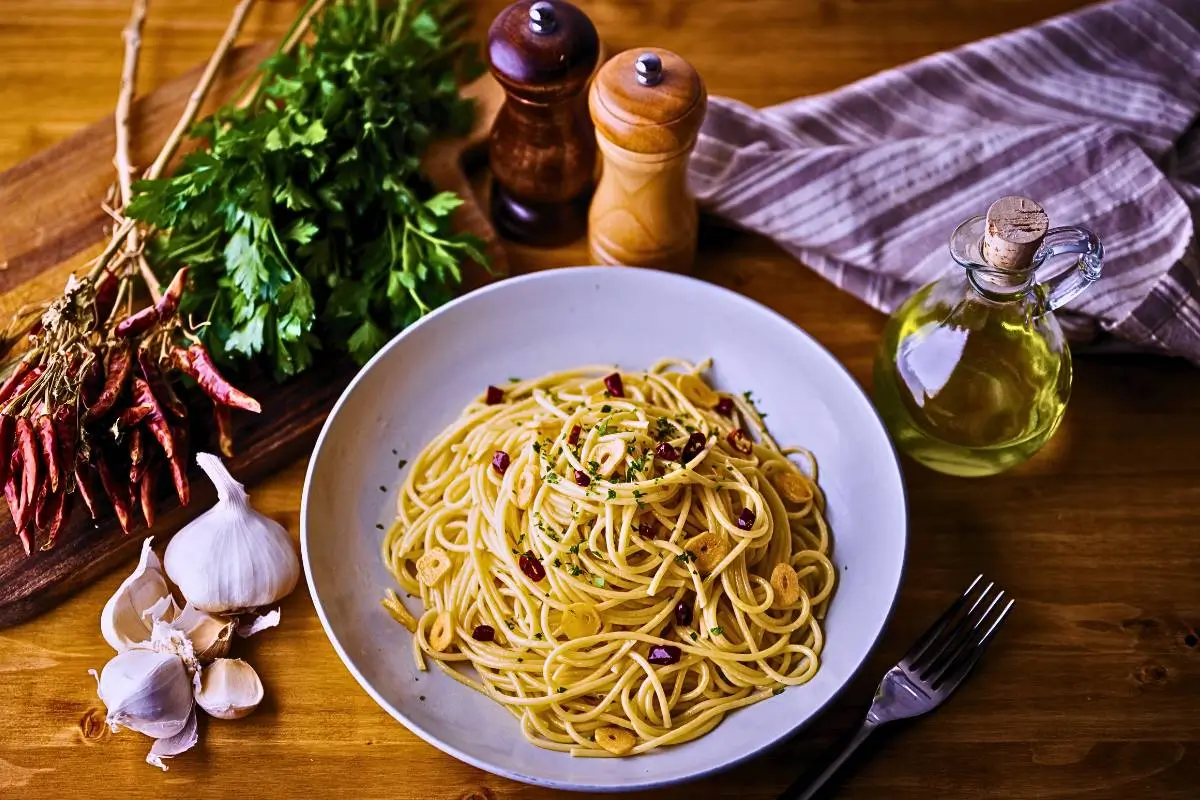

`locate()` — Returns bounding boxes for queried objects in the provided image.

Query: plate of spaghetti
[302,266,906,791]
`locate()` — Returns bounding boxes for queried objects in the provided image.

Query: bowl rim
[300,266,908,792]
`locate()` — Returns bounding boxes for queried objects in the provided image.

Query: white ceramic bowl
[302,266,906,792]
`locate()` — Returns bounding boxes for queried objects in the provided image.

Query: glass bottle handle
[1033,226,1103,312]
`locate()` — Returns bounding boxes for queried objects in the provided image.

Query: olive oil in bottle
[872,196,1103,477]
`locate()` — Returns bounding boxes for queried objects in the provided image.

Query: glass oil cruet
[872,196,1103,477]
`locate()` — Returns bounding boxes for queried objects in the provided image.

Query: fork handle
[777,720,879,800]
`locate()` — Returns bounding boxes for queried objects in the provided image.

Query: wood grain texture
[589,48,706,270]
[2,1,1198,799]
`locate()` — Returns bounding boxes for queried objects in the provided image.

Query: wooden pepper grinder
[487,0,600,247]
[588,49,707,271]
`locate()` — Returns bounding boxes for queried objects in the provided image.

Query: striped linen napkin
[689,0,1200,364]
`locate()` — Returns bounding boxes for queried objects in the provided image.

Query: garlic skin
[93,649,194,739]
[100,538,179,651]
[172,603,236,662]
[146,707,198,771]
[163,453,300,613]
[195,658,264,720]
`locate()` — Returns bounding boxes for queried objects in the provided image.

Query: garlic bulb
[171,603,236,662]
[100,538,179,651]
[92,648,194,739]
[195,658,264,720]
[164,453,300,613]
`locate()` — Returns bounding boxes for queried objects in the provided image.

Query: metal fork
[778,575,1014,800]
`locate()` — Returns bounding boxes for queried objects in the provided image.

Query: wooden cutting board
[0,43,506,628]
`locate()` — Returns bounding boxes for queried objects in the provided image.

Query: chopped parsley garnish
[592,574,606,588]
[654,417,673,441]
[690,631,698,641]
[596,420,610,436]
[505,620,516,630]
[772,686,786,696]
[534,633,544,640]
[568,544,580,555]
[606,489,617,501]
[532,442,541,453]
[508,377,521,383]
[553,558,562,568]
[674,550,697,564]
[544,471,560,484]
[632,489,646,508]
[569,565,583,576]
[374,523,384,530]
[558,687,566,693]
[601,404,612,413]
[710,626,724,636]
[397,459,408,470]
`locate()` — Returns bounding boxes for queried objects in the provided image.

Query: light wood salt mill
[588,49,707,271]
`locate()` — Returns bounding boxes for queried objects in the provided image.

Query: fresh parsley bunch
[129,0,487,377]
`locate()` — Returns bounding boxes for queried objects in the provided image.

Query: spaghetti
[381,360,835,756]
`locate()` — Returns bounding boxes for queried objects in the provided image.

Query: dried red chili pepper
[94,269,119,328]
[680,431,707,464]
[647,644,681,665]
[34,412,59,493]
[603,373,624,398]
[154,268,189,319]
[167,421,190,506]
[52,405,76,479]
[82,354,104,407]
[0,414,13,488]
[114,306,159,339]
[128,427,146,485]
[175,345,261,413]
[132,377,176,462]
[15,417,39,510]
[213,405,234,458]
[4,472,26,531]
[34,482,54,530]
[74,462,102,520]
[725,428,754,455]
[86,345,132,420]
[567,424,581,446]
[96,455,132,534]
[0,360,33,407]
[43,487,66,547]
[1,366,44,415]
[137,348,186,418]
[139,462,156,528]
[715,397,734,417]
[117,404,154,430]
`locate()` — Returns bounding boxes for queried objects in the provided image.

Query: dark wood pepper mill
[487,0,600,247]
[589,49,707,271]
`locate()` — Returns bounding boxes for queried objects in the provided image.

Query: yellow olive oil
[872,275,1071,477]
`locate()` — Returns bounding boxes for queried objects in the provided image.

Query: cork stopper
[981,196,1049,270]
[590,48,706,156]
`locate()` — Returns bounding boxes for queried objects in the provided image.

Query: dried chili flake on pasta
[736,508,756,530]
[485,385,504,405]
[655,442,679,461]
[715,396,734,416]
[573,469,590,487]
[471,625,496,642]
[491,450,511,475]
[681,432,707,463]
[519,550,546,582]
[567,424,581,445]
[603,372,624,398]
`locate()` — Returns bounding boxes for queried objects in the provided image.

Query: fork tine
[907,578,993,674]
[925,588,1005,684]
[900,574,982,669]
[931,596,1014,691]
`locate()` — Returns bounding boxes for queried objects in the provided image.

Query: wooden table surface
[2,1,1198,798]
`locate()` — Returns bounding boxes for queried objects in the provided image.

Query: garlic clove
[195,658,264,720]
[235,608,281,638]
[171,603,236,662]
[94,648,194,739]
[164,454,300,614]
[100,537,178,652]
[146,706,199,771]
